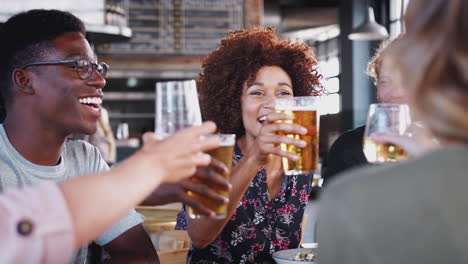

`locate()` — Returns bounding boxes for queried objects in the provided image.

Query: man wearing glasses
[0,9,158,263]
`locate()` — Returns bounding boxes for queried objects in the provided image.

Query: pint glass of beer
[187,134,235,219]
[275,96,320,175]
[363,103,411,163]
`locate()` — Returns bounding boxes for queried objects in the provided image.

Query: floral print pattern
[176,146,313,263]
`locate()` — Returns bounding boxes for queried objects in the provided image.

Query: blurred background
[0,0,408,165]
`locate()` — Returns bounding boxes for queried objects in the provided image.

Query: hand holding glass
[363,103,411,163]
[187,134,235,219]
[156,80,231,218]
[275,96,320,175]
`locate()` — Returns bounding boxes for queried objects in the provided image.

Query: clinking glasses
[22,59,109,80]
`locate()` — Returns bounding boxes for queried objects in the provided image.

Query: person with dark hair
[318,0,468,263]
[0,9,159,263]
[322,35,407,183]
[175,27,323,263]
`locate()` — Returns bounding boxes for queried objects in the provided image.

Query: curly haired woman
[176,27,322,263]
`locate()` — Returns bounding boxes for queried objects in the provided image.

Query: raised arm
[62,122,218,248]
[0,122,219,263]
[186,113,307,248]
[141,157,232,217]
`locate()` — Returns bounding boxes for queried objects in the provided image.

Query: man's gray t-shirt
[0,124,144,263]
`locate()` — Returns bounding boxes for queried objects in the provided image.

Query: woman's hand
[248,111,308,164]
[370,122,440,158]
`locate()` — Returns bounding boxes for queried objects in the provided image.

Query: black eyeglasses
[22,59,109,80]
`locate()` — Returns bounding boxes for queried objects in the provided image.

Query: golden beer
[312,174,321,187]
[363,104,411,164]
[363,138,408,163]
[276,110,319,175]
[187,134,235,219]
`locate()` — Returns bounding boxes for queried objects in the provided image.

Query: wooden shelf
[97,0,243,56]
[136,205,181,234]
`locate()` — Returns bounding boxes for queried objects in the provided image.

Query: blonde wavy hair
[367,34,404,85]
[390,0,468,143]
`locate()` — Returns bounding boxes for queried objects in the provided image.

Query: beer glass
[187,134,236,219]
[275,96,320,175]
[363,103,411,163]
[155,80,202,139]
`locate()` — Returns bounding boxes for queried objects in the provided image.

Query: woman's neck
[237,134,253,154]
[237,134,285,198]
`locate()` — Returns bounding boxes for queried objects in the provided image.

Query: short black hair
[0,9,86,121]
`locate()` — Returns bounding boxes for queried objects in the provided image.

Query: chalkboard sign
[97,0,243,56]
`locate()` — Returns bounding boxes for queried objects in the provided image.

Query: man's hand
[138,122,219,184]
[141,158,231,217]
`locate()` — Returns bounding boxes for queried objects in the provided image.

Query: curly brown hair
[199,27,322,139]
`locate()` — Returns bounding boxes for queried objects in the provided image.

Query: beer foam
[218,135,236,146]
[202,134,236,146]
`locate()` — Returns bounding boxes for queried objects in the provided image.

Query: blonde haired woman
[318,0,468,263]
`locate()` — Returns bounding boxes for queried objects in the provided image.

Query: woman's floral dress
[175,146,313,264]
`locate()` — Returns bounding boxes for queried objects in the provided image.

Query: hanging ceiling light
[348,6,389,41]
